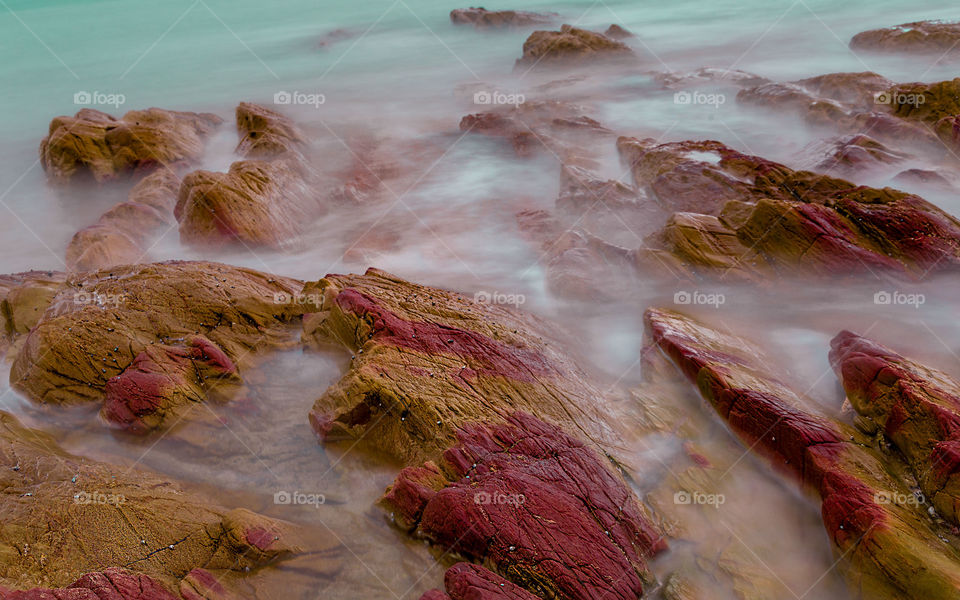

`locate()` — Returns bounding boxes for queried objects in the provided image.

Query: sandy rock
[39,108,222,184]
[235,102,307,160]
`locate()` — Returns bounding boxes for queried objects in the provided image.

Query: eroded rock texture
[515,25,634,69]
[419,563,544,600]
[39,108,222,184]
[0,411,339,594]
[851,21,960,55]
[383,413,666,600]
[645,308,960,600]
[304,268,616,465]
[831,332,960,525]
[450,7,556,29]
[9,261,305,432]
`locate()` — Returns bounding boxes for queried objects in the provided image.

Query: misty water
[3,0,960,598]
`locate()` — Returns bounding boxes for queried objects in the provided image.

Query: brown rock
[450,7,556,29]
[515,25,634,69]
[851,21,960,55]
[39,108,222,184]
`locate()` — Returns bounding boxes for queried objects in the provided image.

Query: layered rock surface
[851,21,960,55]
[645,308,960,599]
[40,108,221,184]
[515,25,634,69]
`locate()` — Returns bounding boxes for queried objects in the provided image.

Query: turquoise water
[4,1,960,598]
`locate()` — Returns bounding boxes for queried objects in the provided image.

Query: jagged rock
[0,568,177,600]
[604,24,634,39]
[645,308,960,600]
[0,410,339,593]
[419,563,540,600]
[303,268,618,465]
[39,108,222,184]
[235,102,307,160]
[831,331,960,525]
[175,159,318,249]
[9,261,305,429]
[804,134,909,175]
[450,7,556,29]
[617,137,960,279]
[383,413,666,600]
[654,67,770,90]
[851,21,960,55]
[515,25,634,69]
[66,169,181,271]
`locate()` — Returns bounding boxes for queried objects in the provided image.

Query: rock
[515,25,634,69]
[303,268,618,465]
[604,24,634,39]
[9,261,305,425]
[175,159,318,249]
[851,21,960,55]
[830,331,960,525]
[102,335,242,433]
[39,108,222,184]
[66,169,181,271]
[804,134,909,175]
[893,168,955,190]
[0,410,339,592]
[1,271,66,339]
[1,568,178,600]
[382,412,666,600]
[645,308,960,600]
[654,67,770,90]
[419,563,541,600]
[176,104,320,249]
[450,7,556,29]
[617,136,960,279]
[234,102,306,160]
[660,212,764,279]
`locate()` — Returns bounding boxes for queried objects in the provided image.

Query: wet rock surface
[0,410,340,594]
[646,308,960,600]
[39,108,222,184]
[850,21,960,55]
[419,563,541,600]
[9,261,305,429]
[515,25,634,70]
[449,7,556,29]
[304,268,617,465]
[831,332,960,525]
[383,412,666,600]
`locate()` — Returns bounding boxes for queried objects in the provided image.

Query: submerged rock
[851,21,960,55]
[450,7,556,29]
[303,268,618,465]
[515,25,634,69]
[383,412,666,600]
[39,108,222,184]
[0,410,339,593]
[645,308,960,600]
[831,332,960,525]
[419,563,541,600]
[9,261,305,431]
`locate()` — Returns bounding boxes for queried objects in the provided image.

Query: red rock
[830,331,960,524]
[645,308,960,599]
[420,563,541,600]
[604,24,634,39]
[450,7,556,29]
[851,21,960,55]
[383,413,666,600]
[40,108,222,184]
[0,568,177,600]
